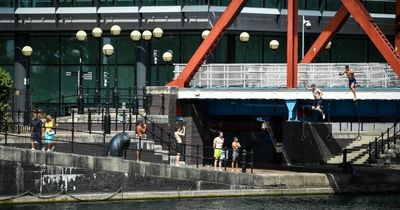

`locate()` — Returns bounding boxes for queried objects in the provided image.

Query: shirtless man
[306,83,325,120]
[213,132,224,171]
[339,65,361,100]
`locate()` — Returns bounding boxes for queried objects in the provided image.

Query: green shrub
[0,67,13,131]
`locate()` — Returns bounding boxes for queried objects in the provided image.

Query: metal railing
[368,122,400,164]
[174,63,400,88]
[0,110,254,172]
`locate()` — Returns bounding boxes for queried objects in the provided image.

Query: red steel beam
[286,0,298,88]
[166,0,246,88]
[301,5,350,63]
[396,0,400,52]
[341,0,400,77]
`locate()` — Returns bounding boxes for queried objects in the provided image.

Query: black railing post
[168,143,171,164]
[368,142,372,164]
[101,107,104,131]
[223,146,227,171]
[161,93,165,115]
[115,107,119,131]
[88,109,92,134]
[17,109,21,134]
[394,123,397,145]
[387,128,390,149]
[138,136,142,161]
[381,133,384,154]
[103,131,106,156]
[122,110,126,133]
[375,137,378,160]
[71,110,75,153]
[196,144,199,168]
[241,149,247,173]
[342,148,347,164]
[128,106,132,131]
[250,149,254,174]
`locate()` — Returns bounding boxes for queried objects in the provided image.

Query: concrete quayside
[0,146,400,204]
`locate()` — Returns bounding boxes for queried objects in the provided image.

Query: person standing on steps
[174,122,185,166]
[31,112,44,151]
[339,65,363,100]
[231,136,241,172]
[44,115,56,151]
[213,132,224,171]
[135,120,147,161]
[305,83,325,120]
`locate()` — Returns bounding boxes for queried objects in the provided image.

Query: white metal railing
[173,63,400,88]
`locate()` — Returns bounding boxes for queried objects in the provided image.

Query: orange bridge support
[301,6,350,63]
[302,0,400,77]
[286,0,298,88]
[166,0,246,88]
[396,0,400,52]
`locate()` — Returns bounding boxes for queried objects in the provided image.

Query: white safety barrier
[173,63,400,88]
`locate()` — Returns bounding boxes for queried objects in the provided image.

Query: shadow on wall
[282,122,342,165]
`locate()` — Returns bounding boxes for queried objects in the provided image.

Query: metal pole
[113,36,119,108]
[88,109,92,134]
[71,110,75,153]
[77,42,84,114]
[95,37,101,106]
[196,144,199,168]
[122,110,126,132]
[104,56,111,134]
[302,15,305,58]
[375,137,378,160]
[155,49,160,85]
[24,57,31,125]
[241,149,247,173]
[250,149,254,174]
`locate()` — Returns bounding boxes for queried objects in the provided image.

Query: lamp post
[269,40,279,63]
[92,27,102,107]
[142,30,152,86]
[162,50,173,83]
[201,30,210,63]
[111,25,121,108]
[102,44,114,134]
[76,30,87,114]
[301,15,311,58]
[152,28,163,86]
[130,30,141,90]
[22,46,33,124]
[239,32,250,63]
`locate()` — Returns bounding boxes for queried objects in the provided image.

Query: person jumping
[339,65,362,100]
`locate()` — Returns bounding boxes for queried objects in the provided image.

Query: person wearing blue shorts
[339,65,363,100]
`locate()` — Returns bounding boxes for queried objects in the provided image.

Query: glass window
[61,36,96,65]
[19,0,53,7]
[264,0,278,8]
[116,0,137,6]
[31,65,59,103]
[75,0,94,7]
[384,2,395,14]
[183,0,208,5]
[305,0,319,10]
[210,0,229,6]
[0,37,14,65]
[141,0,180,6]
[365,1,384,14]
[111,36,136,65]
[213,36,227,63]
[0,0,13,7]
[368,41,385,62]
[235,35,262,63]
[330,38,367,63]
[246,0,262,7]
[31,36,60,65]
[150,35,180,64]
[181,35,202,63]
[325,0,340,11]
[0,66,14,79]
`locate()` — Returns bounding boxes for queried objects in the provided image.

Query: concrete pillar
[136,40,150,107]
[396,0,400,52]
[13,33,29,122]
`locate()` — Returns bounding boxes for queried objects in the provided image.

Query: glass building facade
[0,0,397,111]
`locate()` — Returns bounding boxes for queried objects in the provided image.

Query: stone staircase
[327,132,379,165]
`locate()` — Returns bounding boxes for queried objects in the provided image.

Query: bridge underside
[178,88,400,120]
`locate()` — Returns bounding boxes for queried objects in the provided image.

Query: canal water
[1,194,400,210]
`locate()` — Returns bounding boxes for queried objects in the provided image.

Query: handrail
[368,121,399,163]
[264,121,291,166]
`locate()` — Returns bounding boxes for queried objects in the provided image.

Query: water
[1,194,400,210]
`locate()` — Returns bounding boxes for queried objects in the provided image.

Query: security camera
[304,20,311,29]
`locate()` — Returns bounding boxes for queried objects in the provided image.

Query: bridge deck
[178,88,400,100]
